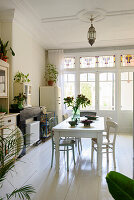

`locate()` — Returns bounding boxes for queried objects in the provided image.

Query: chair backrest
[49,117,58,143]
[63,113,68,120]
[106,120,118,144]
[80,111,97,117]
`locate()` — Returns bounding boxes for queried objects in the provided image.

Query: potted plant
[45,64,58,86]
[0,38,15,62]
[64,94,90,121]
[11,93,27,110]
[0,114,35,199]
[14,71,30,83]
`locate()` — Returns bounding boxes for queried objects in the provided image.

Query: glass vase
[72,108,80,122]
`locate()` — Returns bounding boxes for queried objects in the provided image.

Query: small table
[53,117,104,176]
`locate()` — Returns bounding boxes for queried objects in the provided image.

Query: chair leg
[113,145,116,169]
[51,144,54,167]
[106,145,109,163]
[67,146,69,171]
[91,141,94,163]
[72,145,75,165]
[78,140,80,155]
[80,138,82,150]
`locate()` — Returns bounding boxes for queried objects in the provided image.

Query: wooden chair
[91,120,118,168]
[49,117,75,171]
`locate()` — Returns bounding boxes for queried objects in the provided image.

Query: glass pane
[88,73,95,81]
[121,54,134,66]
[80,57,96,68]
[80,73,87,81]
[99,73,107,81]
[121,72,133,81]
[121,72,133,110]
[68,74,75,82]
[80,72,95,110]
[99,73,115,110]
[64,57,75,68]
[64,82,75,98]
[98,56,115,67]
[0,69,5,93]
[64,74,67,81]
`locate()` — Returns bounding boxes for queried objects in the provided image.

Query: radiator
[26,121,40,145]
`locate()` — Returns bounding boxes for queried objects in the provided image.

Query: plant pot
[48,80,54,86]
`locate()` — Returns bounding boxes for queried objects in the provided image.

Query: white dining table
[53,117,104,176]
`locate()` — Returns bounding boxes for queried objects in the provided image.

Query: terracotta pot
[48,80,54,86]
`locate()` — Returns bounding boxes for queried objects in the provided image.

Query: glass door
[0,66,7,97]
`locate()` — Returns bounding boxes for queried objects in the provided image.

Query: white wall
[12,22,45,106]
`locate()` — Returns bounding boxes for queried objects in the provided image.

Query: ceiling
[1,0,134,50]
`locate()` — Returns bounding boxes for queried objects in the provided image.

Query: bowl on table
[81,119,93,127]
[68,120,77,127]
[85,115,98,120]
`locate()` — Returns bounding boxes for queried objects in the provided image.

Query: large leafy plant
[0,38,15,62]
[0,114,35,199]
[45,64,58,83]
[14,72,30,83]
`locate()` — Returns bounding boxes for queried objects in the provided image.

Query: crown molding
[41,8,134,24]
[64,45,134,53]
[0,9,15,22]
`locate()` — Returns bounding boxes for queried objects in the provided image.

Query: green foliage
[64,94,90,110]
[106,171,134,200]
[0,38,15,61]
[45,64,58,83]
[0,115,36,200]
[13,93,27,109]
[14,71,30,83]
[6,185,35,200]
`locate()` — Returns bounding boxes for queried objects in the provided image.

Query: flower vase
[72,107,80,122]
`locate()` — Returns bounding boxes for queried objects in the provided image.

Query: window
[99,73,115,110]
[121,72,133,110]
[63,74,75,98]
[80,73,95,110]
[80,57,96,68]
[121,55,134,67]
[98,56,115,67]
[64,57,75,68]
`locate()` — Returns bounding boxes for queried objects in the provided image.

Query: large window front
[63,54,134,112]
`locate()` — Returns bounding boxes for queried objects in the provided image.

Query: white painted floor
[0,134,133,200]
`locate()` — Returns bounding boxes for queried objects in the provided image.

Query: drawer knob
[8,120,11,123]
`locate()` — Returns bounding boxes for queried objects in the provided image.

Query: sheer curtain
[48,49,64,87]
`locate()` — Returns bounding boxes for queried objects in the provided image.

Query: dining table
[53,116,104,176]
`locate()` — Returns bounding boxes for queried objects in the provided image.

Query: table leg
[54,131,60,173]
[97,132,102,176]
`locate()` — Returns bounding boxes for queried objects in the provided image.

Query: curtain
[48,49,64,87]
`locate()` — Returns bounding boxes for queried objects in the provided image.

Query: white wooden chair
[91,120,118,168]
[63,113,82,154]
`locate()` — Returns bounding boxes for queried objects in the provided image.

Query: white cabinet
[40,86,62,122]
[0,60,9,113]
[13,82,32,107]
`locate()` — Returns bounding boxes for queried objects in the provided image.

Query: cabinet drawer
[3,116,16,127]
[3,125,16,137]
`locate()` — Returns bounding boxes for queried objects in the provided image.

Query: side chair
[91,119,118,168]
[49,116,76,171]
